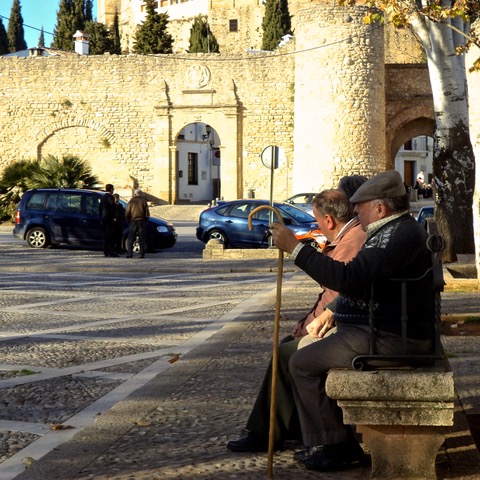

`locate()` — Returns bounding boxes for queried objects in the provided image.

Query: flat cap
[349,170,405,203]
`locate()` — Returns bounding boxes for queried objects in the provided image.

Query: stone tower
[292,4,386,191]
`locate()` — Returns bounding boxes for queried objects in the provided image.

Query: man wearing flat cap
[270,170,435,472]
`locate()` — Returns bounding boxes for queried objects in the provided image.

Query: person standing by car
[126,189,150,258]
[99,184,118,257]
[113,193,125,255]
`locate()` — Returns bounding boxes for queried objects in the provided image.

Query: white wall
[394,135,433,187]
[176,123,219,202]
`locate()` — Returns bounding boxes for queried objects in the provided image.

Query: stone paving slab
[10,274,480,480]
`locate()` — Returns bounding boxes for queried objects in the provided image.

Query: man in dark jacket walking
[99,184,118,257]
[126,189,150,258]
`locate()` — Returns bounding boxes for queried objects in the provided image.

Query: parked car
[284,192,316,215]
[13,188,177,251]
[196,199,326,249]
[416,205,434,228]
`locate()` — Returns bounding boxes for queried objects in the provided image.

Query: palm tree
[0,155,100,221]
[29,154,100,189]
[0,159,40,220]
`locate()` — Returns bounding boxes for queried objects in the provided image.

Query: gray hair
[312,189,353,223]
[134,189,142,197]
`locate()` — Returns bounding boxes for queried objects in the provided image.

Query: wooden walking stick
[248,205,284,479]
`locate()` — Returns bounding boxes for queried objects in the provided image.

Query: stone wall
[385,64,434,166]
[0,50,294,203]
[209,0,264,54]
[384,23,423,64]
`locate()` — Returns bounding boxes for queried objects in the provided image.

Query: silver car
[284,193,316,215]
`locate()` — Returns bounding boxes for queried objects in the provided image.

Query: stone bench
[326,366,454,480]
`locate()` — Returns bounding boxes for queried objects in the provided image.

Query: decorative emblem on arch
[185,64,211,89]
[36,118,115,146]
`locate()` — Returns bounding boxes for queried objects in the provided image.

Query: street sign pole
[260,145,281,247]
[269,147,278,246]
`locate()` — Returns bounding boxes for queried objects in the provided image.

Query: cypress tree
[84,20,113,54]
[37,27,45,48]
[52,0,91,51]
[188,15,219,53]
[262,0,291,51]
[85,0,93,22]
[52,0,77,50]
[0,18,9,54]
[7,0,27,52]
[110,7,122,54]
[73,0,85,32]
[133,0,173,54]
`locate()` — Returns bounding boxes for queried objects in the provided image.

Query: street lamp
[202,124,212,141]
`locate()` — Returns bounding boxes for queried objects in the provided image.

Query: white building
[394,135,433,190]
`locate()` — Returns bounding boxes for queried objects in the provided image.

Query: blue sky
[0,0,98,49]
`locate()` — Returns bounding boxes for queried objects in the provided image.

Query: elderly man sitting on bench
[270,170,435,472]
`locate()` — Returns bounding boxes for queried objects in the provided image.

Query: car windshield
[276,204,315,223]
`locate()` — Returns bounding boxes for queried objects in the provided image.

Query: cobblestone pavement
[0,226,479,480]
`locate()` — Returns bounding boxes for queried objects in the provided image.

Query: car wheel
[208,229,229,247]
[26,227,50,248]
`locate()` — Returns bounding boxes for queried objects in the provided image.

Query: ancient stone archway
[36,118,116,155]
[35,120,133,196]
[165,107,240,204]
[174,122,222,203]
[386,108,435,168]
[386,107,435,189]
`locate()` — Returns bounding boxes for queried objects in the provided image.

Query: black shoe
[126,254,132,259]
[139,255,145,258]
[293,445,323,462]
[304,440,365,471]
[227,432,270,453]
[109,253,119,257]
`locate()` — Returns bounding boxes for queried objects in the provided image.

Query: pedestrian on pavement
[113,193,125,255]
[269,170,436,472]
[99,184,118,257]
[126,189,150,258]
[227,186,366,453]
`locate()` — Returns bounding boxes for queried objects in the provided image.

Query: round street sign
[261,145,286,169]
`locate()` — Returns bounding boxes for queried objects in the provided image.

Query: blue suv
[13,188,176,251]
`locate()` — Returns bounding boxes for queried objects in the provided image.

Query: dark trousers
[114,225,124,253]
[127,220,147,256]
[102,219,116,256]
[245,335,302,444]
[289,324,433,447]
